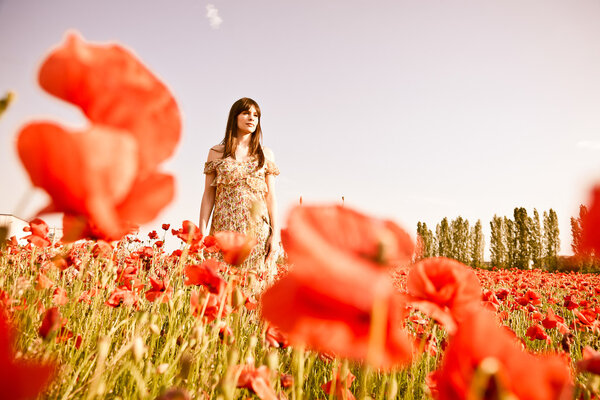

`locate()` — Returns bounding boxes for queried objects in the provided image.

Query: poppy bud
[131,337,145,362]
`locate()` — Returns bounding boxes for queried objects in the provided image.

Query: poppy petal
[38,32,181,176]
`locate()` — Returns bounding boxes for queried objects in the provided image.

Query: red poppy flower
[161,223,170,231]
[91,240,113,258]
[321,369,356,400]
[52,287,69,306]
[581,186,600,255]
[219,323,234,344]
[190,289,230,323]
[105,288,138,308]
[117,276,144,292]
[16,33,180,241]
[0,311,56,399]
[530,311,543,322]
[78,288,100,304]
[433,310,572,400]
[481,289,500,309]
[214,231,257,266]
[202,235,219,252]
[280,373,294,389]
[184,259,226,294]
[577,346,600,375]
[38,33,180,175]
[495,288,510,301]
[51,251,81,271]
[525,324,549,341]
[35,272,54,290]
[234,364,277,400]
[563,295,579,311]
[575,309,597,327]
[39,307,66,339]
[171,221,202,244]
[245,296,258,311]
[261,205,415,370]
[264,324,289,349]
[516,290,542,307]
[542,308,564,330]
[406,257,482,333]
[145,277,173,303]
[23,218,51,247]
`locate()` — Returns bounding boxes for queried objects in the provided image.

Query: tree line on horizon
[415,207,566,270]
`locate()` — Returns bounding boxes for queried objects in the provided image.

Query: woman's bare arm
[264,147,280,259]
[199,146,223,235]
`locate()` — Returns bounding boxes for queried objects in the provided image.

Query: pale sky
[1,0,600,257]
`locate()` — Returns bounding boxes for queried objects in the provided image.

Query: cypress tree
[529,209,543,268]
[450,216,470,264]
[543,209,560,269]
[416,222,425,261]
[513,207,531,269]
[504,216,517,268]
[570,205,588,257]
[470,219,485,268]
[416,222,435,261]
[436,218,451,258]
[422,223,435,258]
[490,215,506,268]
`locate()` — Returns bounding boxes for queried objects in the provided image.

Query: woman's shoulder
[262,147,279,175]
[207,144,224,161]
[263,146,275,162]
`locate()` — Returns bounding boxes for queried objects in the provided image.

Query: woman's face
[236,105,259,136]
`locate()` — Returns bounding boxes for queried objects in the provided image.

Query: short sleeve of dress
[204,160,218,174]
[265,160,280,176]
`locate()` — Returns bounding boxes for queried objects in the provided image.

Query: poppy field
[3,32,600,399]
[1,212,600,400]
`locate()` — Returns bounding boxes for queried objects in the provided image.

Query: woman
[199,97,280,277]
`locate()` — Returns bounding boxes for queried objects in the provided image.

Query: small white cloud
[577,140,600,150]
[206,4,223,29]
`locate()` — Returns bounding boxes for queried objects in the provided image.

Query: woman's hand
[265,233,281,263]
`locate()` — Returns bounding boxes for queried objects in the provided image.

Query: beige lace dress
[204,157,280,273]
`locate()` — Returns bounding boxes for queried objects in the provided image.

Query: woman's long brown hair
[221,97,265,168]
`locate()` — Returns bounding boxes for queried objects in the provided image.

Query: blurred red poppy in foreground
[581,186,600,256]
[406,257,482,334]
[577,346,600,375]
[261,205,416,369]
[214,231,258,266]
[0,311,55,399]
[432,310,572,400]
[17,32,180,241]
